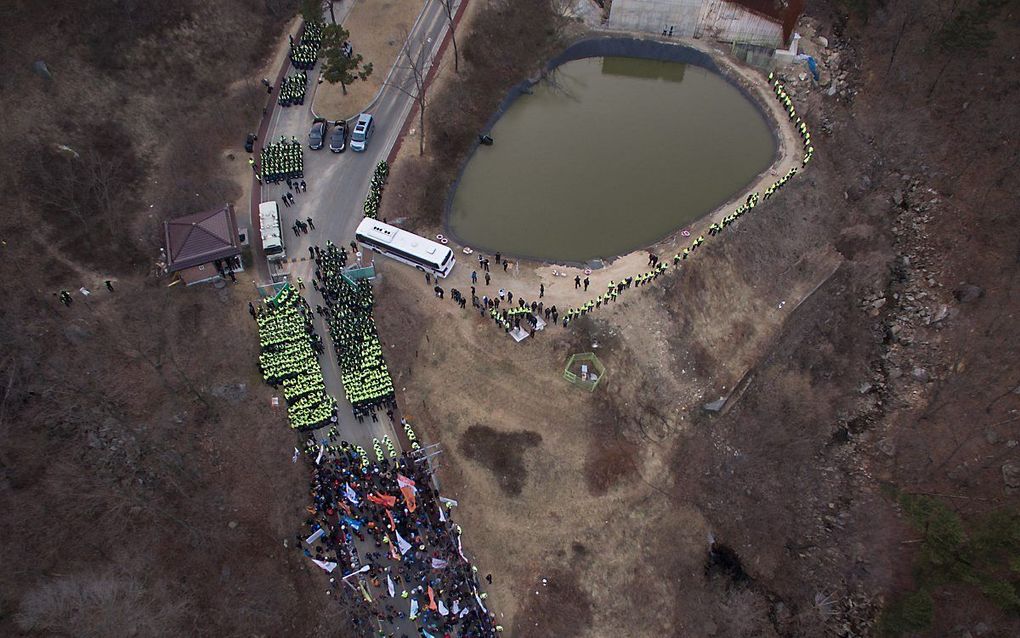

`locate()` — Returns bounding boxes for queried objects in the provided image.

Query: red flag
[427,585,438,611]
[386,509,397,531]
[401,486,417,513]
[367,493,397,508]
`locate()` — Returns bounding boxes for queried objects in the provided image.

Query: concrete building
[163,204,244,285]
[609,0,804,48]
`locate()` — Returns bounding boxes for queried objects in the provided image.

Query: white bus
[259,201,286,261]
[355,218,455,278]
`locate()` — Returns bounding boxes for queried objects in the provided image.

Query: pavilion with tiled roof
[163,204,243,285]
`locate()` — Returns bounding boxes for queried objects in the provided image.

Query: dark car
[308,117,328,150]
[244,133,257,153]
[329,120,348,153]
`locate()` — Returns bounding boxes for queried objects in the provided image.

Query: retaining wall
[609,0,783,48]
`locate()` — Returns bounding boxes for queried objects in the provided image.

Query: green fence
[563,352,606,392]
[342,263,376,285]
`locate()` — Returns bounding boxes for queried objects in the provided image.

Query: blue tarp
[806,56,819,82]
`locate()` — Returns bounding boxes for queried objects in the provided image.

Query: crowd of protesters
[314,241,397,420]
[298,433,502,637]
[255,284,338,430]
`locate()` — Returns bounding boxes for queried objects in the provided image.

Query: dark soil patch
[459,424,542,496]
[514,568,594,638]
[585,431,639,495]
[705,542,749,584]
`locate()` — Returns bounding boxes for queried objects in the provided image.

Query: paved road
[261,0,458,452]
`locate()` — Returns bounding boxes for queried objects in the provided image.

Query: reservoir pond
[448,56,777,262]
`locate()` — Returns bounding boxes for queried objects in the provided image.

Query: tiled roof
[164,204,241,272]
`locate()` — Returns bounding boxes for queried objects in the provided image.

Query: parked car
[350,113,374,152]
[308,117,328,150]
[329,120,348,153]
[244,133,257,153]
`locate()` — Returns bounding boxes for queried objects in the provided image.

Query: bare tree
[389,29,434,155]
[438,0,460,73]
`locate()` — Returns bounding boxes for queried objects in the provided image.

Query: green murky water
[448,56,776,262]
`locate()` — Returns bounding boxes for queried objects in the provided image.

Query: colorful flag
[368,493,397,508]
[401,485,417,512]
[342,515,362,531]
[315,444,324,465]
[431,557,448,569]
[395,530,413,555]
[311,558,337,572]
[396,473,417,490]
[409,597,419,619]
[387,575,395,597]
[305,528,325,545]
[344,484,359,505]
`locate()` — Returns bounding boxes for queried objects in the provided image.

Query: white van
[258,201,286,261]
[350,113,374,152]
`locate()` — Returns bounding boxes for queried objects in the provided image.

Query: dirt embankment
[372,1,1020,636]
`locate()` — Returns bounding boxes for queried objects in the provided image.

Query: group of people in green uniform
[558,69,816,328]
[315,242,397,420]
[278,71,308,107]
[769,71,814,166]
[363,160,389,218]
[259,136,305,183]
[289,21,323,70]
[256,285,338,431]
[371,434,399,462]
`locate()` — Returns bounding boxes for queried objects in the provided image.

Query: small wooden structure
[163,204,243,285]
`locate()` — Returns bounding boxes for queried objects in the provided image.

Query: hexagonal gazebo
[563,352,606,392]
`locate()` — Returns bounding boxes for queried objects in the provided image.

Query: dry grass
[312,0,425,120]
[0,2,347,636]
